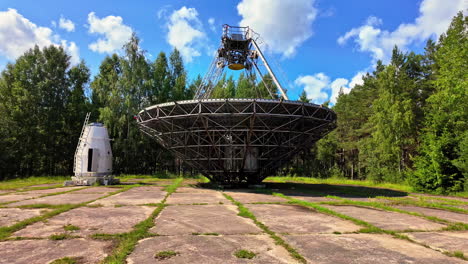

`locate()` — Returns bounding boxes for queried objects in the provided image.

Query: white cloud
[87,12,133,54]
[166,6,205,63]
[295,71,365,104]
[0,9,79,65]
[295,73,330,103]
[59,16,75,32]
[208,17,216,32]
[338,0,467,63]
[237,0,318,57]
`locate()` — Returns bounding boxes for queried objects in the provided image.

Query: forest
[0,12,466,194]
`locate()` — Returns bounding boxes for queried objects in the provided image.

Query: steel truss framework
[137,99,337,184]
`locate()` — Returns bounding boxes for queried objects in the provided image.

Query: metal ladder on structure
[73,112,91,174]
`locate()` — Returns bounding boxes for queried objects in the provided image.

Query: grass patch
[154,250,178,260]
[266,176,413,193]
[49,233,77,240]
[445,251,467,260]
[234,249,256,259]
[383,197,468,214]
[17,204,66,209]
[442,222,468,231]
[0,176,69,190]
[223,193,306,264]
[101,178,183,264]
[63,224,80,231]
[191,232,219,236]
[50,257,81,264]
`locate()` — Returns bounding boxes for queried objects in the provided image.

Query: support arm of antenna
[251,39,289,100]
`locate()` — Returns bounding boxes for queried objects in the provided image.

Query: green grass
[444,251,467,260]
[50,257,80,264]
[0,176,70,190]
[49,233,77,240]
[234,249,256,259]
[223,193,306,264]
[101,178,183,264]
[63,224,80,231]
[154,250,178,260]
[382,197,468,214]
[191,232,219,236]
[266,176,413,193]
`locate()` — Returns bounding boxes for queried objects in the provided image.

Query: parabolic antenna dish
[136,98,336,184]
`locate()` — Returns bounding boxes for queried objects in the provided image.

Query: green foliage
[412,12,468,193]
[50,257,79,264]
[0,45,91,179]
[154,250,178,260]
[298,89,309,102]
[63,224,80,231]
[234,249,256,259]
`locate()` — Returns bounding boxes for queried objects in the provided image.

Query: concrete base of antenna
[64,175,120,186]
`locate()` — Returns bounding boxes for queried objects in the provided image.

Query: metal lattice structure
[137,24,337,185]
[137,99,336,184]
[194,25,289,100]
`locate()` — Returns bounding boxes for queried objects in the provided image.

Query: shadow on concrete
[193,181,408,198]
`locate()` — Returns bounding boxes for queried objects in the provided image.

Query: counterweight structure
[137,25,337,185]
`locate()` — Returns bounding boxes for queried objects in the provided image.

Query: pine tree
[412,12,468,192]
[299,90,309,102]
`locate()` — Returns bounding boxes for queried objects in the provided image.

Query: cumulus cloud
[295,73,330,103]
[338,0,467,63]
[295,72,365,104]
[237,0,318,57]
[59,16,75,32]
[208,17,216,32]
[87,12,133,54]
[166,6,205,63]
[0,9,79,65]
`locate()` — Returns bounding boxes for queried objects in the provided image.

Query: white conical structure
[69,122,114,185]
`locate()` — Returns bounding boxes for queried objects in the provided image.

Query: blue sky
[0,0,466,103]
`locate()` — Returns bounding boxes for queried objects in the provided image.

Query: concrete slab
[246,204,360,234]
[404,231,468,256]
[415,194,468,203]
[150,204,260,235]
[176,187,219,193]
[181,179,201,186]
[324,205,446,231]
[19,186,81,195]
[224,192,288,203]
[0,238,112,264]
[166,192,227,204]
[284,234,464,264]
[394,206,468,223]
[14,206,154,238]
[26,183,60,188]
[0,193,40,204]
[7,193,105,207]
[90,187,166,206]
[127,235,297,264]
[72,187,121,194]
[0,208,49,227]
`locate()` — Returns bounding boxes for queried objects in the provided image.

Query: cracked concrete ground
[246,204,361,234]
[0,238,112,264]
[323,205,447,231]
[0,181,466,264]
[13,206,154,238]
[284,234,465,264]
